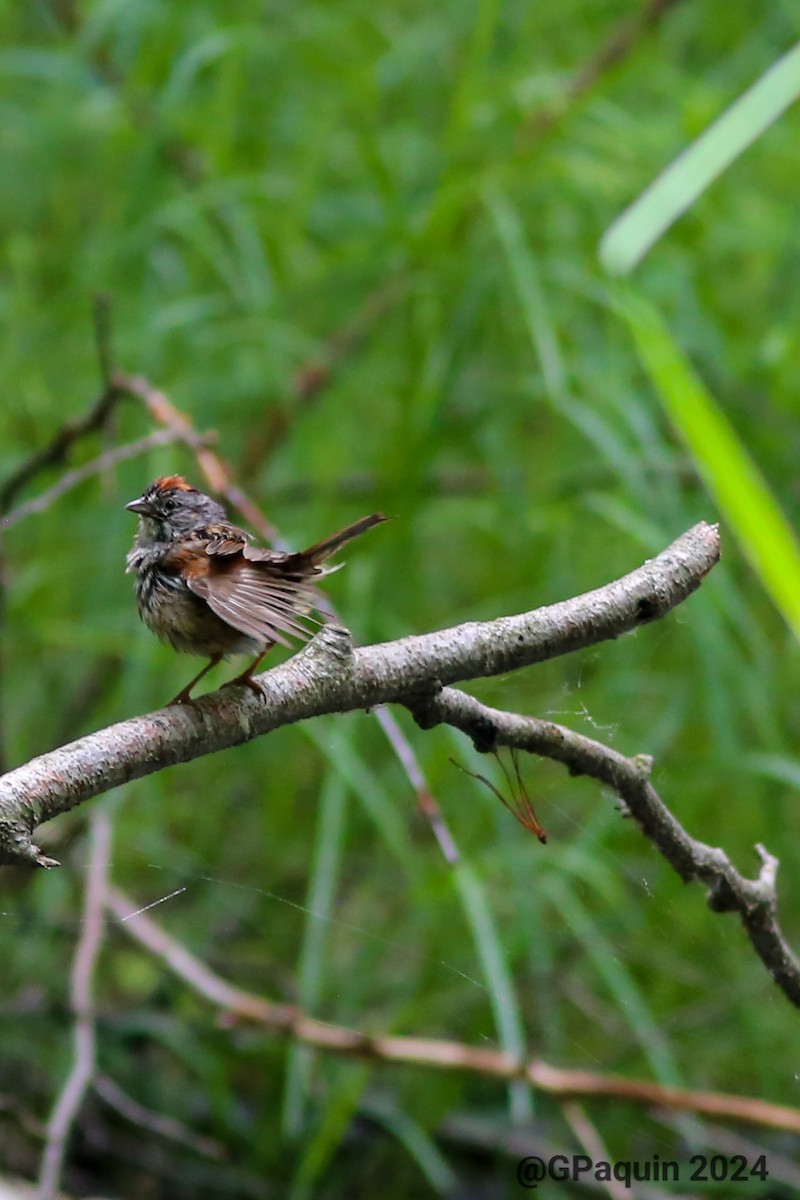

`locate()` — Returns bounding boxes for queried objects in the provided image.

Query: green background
[1,1,799,1196]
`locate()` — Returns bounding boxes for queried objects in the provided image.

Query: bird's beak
[125,497,153,516]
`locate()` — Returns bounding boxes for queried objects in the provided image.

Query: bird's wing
[202,524,253,557]
[185,556,321,647]
[181,513,386,646]
[204,514,387,568]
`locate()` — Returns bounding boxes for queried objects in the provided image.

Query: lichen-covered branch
[0,521,719,868]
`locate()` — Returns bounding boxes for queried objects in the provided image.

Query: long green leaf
[601,41,800,274]
[616,290,800,639]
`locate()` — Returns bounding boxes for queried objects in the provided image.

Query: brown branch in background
[520,0,685,144]
[562,1102,629,1200]
[0,384,125,517]
[37,810,113,1200]
[112,371,280,543]
[0,301,126,517]
[409,687,800,1009]
[0,431,183,531]
[241,277,406,477]
[376,706,461,865]
[0,300,116,558]
[0,300,129,775]
[93,1075,225,1162]
[292,279,404,402]
[104,885,800,1136]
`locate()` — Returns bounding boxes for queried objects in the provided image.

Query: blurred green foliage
[1,1,800,1196]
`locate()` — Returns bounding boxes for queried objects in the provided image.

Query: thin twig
[37,809,113,1200]
[376,706,461,864]
[242,277,406,474]
[93,1075,225,1161]
[520,0,686,143]
[111,370,280,543]
[0,430,183,531]
[104,885,800,1136]
[0,383,126,516]
[562,1102,629,1200]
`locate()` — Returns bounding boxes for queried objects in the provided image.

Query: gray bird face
[126,476,227,547]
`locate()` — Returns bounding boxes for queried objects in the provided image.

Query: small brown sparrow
[126,475,386,703]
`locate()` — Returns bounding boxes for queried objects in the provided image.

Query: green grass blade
[453,860,532,1124]
[282,770,350,1138]
[544,876,684,1090]
[303,721,419,879]
[600,41,800,274]
[616,290,800,640]
[487,187,568,403]
[289,1064,371,1200]
[363,1097,459,1195]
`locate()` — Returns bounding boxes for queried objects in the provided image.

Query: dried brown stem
[0,384,126,516]
[37,810,112,1200]
[112,370,279,542]
[105,885,800,1136]
[243,278,406,472]
[93,1075,225,1161]
[0,430,182,531]
[521,0,686,143]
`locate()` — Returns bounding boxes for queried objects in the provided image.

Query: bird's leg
[168,654,223,706]
[224,643,274,699]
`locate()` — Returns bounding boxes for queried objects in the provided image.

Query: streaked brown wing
[186,562,322,647]
[203,524,251,557]
[204,535,247,556]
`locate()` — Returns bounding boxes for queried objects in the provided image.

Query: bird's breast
[133,563,262,658]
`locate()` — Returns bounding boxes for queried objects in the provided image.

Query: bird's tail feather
[297,513,388,567]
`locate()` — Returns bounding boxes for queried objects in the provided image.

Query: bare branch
[112,370,280,542]
[520,0,686,143]
[243,277,407,473]
[0,431,182,531]
[37,810,112,1199]
[562,1103,628,1200]
[0,384,126,516]
[93,1075,225,1161]
[105,885,800,1136]
[375,704,461,864]
[0,522,719,868]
